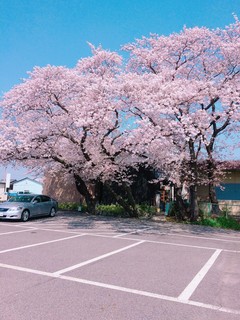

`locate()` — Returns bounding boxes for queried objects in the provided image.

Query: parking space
[121,231,240,251]
[0,229,82,252]
[0,213,240,320]
[64,241,213,297]
[191,251,240,311]
[0,234,138,273]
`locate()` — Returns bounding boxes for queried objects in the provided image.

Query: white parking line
[25,225,238,253]
[114,236,221,250]
[53,240,145,275]
[33,222,239,245]
[165,229,240,240]
[0,262,56,277]
[178,249,222,301]
[61,275,240,315]
[0,234,85,254]
[2,222,238,253]
[0,262,239,315]
[27,227,83,235]
[0,228,37,236]
[0,223,37,229]
[118,236,240,253]
[2,220,240,255]
[170,233,240,243]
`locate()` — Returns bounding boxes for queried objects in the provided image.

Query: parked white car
[0,194,58,222]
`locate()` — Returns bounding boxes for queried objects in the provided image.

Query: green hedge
[137,204,156,217]
[96,204,155,217]
[58,202,155,218]
[196,215,240,230]
[96,204,125,216]
[58,202,86,211]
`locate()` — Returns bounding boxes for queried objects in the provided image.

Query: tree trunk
[84,191,97,215]
[123,183,138,213]
[175,187,188,220]
[188,141,199,222]
[209,182,221,215]
[207,160,221,215]
[74,174,98,214]
[105,183,139,218]
[189,185,199,222]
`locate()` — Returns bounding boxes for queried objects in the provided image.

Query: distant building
[0,177,43,202]
[198,161,240,215]
[198,161,240,201]
[0,181,7,201]
[215,162,240,201]
[11,177,43,195]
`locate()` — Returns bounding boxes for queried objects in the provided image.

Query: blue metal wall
[216,184,240,200]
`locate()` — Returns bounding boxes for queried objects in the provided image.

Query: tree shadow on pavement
[55,211,240,237]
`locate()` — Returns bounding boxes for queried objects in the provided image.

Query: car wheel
[21,210,30,222]
[49,207,56,217]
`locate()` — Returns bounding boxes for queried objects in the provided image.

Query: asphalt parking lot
[0,211,240,320]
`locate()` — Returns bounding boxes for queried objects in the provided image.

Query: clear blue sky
[0,0,239,179]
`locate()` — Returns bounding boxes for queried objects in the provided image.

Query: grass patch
[58,202,125,216]
[58,202,87,211]
[97,204,155,217]
[96,204,125,216]
[196,215,240,230]
[137,204,156,217]
[58,202,155,218]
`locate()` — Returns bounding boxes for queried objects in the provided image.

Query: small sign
[5,173,11,188]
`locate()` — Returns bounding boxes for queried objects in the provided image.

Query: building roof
[12,177,43,186]
[222,161,240,170]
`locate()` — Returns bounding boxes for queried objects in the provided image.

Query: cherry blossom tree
[0,46,143,216]
[121,17,240,220]
[1,19,240,221]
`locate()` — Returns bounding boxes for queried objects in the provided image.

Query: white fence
[199,200,240,216]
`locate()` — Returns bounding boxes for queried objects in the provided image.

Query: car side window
[34,196,41,203]
[41,196,51,202]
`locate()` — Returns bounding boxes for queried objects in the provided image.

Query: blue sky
[0,0,240,179]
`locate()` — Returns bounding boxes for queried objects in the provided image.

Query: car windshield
[8,195,35,203]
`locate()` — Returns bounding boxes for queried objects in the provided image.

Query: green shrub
[196,215,240,230]
[197,218,221,228]
[96,203,155,217]
[58,202,82,211]
[96,204,125,216]
[216,216,240,230]
[137,204,156,217]
[58,202,155,217]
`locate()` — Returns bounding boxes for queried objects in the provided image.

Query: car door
[31,195,42,217]
[39,195,52,215]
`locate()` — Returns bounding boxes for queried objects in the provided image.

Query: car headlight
[7,207,23,212]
